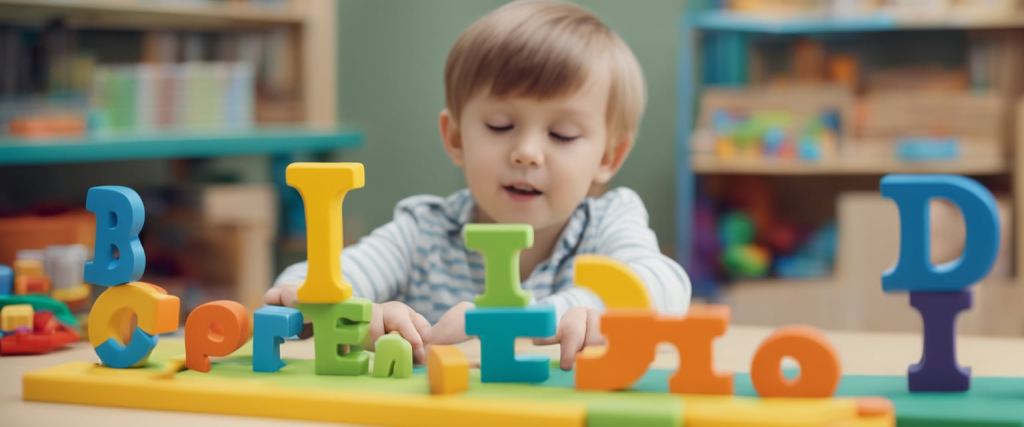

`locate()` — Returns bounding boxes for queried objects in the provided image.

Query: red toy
[0,310,79,355]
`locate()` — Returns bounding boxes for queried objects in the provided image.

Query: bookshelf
[692,10,1024,34]
[0,0,305,29]
[0,0,338,128]
[0,128,363,165]
[691,155,1009,176]
[0,0,356,315]
[678,3,1024,312]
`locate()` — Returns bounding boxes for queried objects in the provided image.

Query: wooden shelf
[0,127,363,165]
[691,155,1009,175]
[0,0,304,29]
[692,10,1024,34]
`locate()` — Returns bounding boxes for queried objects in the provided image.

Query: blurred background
[1,0,1023,339]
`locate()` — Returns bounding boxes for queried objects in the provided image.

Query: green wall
[333,0,684,252]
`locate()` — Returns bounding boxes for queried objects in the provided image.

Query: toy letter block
[576,310,657,391]
[33,310,57,333]
[881,175,999,292]
[573,255,652,309]
[0,264,12,295]
[661,305,733,395]
[286,163,364,304]
[298,297,372,376]
[2,304,34,331]
[84,186,146,287]
[89,282,180,368]
[253,305,304,373]
[909,289,973,392]
[465,306,556,382]
[464,224,533,308]
[428,345,470,394]
[751,325,841,398]
[15,276,50,295]
[185,301,253,373]
[372,333,413,378]
[13,258,44,277]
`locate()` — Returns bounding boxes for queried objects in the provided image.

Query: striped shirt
[274,187,691,324]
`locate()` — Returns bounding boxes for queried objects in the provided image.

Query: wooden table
[4,325,1024,426]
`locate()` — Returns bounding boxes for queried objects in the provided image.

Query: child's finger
[366,305,385,350]
[532,330,562,346]
[262,287,283,306]
[558,310,587,370]
[281,288,300,308]
[584,309,605,346]
[410,310,432,363]
[385,310,426,363]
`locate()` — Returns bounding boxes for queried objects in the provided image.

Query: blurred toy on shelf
[0,304,80,355]
[0,297,80,355]
[694,85,852,162]
[708,107,842,162]
[699,175,839,283]
[725,0,1020,21]
[0,264,12,295]
[13,259,51,295]
[774,221,838,279]
[90,62,254,135]
[718,210,771,279]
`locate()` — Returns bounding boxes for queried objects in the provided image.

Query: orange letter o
[751,325,841,398]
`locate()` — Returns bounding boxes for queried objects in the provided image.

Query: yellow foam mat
[23,354,889,427]
[24,361,586,427]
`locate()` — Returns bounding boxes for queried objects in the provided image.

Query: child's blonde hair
[444,0,647,152]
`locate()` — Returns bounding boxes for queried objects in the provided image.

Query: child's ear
[594,135,634,184]
[439,109,465,168]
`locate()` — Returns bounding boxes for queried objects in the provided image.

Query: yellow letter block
[88,282,180,349]
[573,255,652,309]
[286,163,365,304]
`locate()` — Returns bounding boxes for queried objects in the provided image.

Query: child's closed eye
[549,131,579,143]
[486,123,513,132]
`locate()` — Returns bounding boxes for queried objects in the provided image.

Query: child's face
[441,70,628,231]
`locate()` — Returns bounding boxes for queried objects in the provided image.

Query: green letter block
[297,297,371,376]
[463,223,533,308]
[372,333,413,378]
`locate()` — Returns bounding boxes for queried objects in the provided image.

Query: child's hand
[533,307,605,370]
[428,302,475,346]
[365,302,432,364]
[263,284,300,307]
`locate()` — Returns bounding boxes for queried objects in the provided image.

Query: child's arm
[263,202,433,362]
[541,188,692,316]
[535,188,693,369]
[267,205,422,305]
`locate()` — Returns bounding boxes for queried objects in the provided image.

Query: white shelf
[691,155,1009,175]
[0,0,304,29]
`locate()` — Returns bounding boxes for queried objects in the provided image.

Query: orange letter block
[428,345,470,394]
[660,305,733,395]
[576,305,733,394]
[575,310,658,391]
[185,301,253,373]
[751,325,841,398]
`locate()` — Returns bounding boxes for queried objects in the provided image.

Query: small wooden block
[428,345,469,394]
[1,304,34,331]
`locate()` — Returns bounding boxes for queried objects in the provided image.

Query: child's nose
[510,136,544,167]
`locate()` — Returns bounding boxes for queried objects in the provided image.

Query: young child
[264,0,691,369]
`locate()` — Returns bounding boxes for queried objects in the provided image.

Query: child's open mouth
[503,184,542,201]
